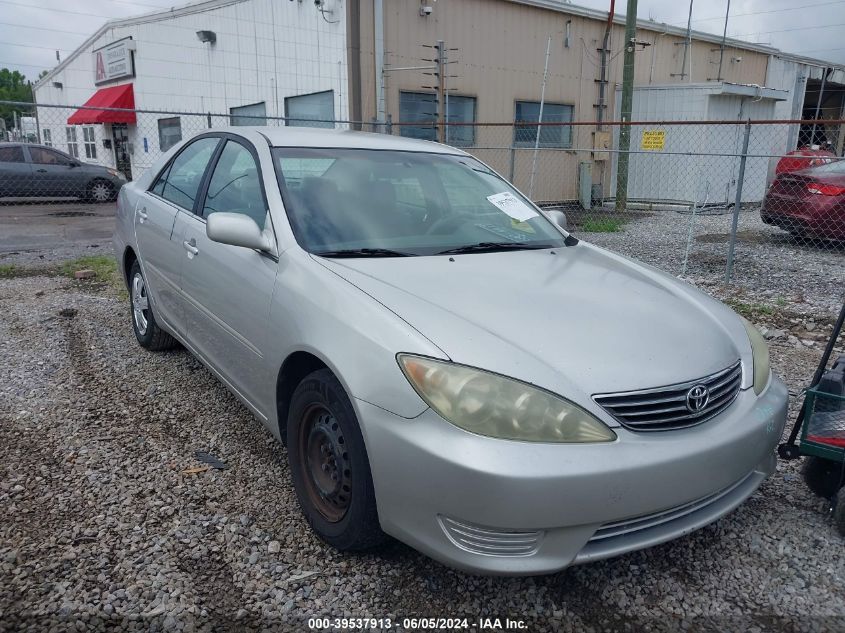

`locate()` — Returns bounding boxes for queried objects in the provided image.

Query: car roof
[2,143,58,150]
[217,126,469,155]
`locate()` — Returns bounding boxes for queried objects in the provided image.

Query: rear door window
[157,137,219,211]
[0,146,24,163]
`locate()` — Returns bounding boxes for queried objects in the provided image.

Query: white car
[113,127,788,575]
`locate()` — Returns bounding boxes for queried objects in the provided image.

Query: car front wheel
[287,368,386,551]
[129,260,176,351]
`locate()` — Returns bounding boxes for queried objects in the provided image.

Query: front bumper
[357,376,788,575]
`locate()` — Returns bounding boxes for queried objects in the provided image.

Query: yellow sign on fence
[641,130,666,150]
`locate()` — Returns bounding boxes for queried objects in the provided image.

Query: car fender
[268,250,447,426]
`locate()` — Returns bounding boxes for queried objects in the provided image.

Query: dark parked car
[762,159,845,241]
[0,142,126,202]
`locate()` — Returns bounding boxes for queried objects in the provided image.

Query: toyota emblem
[686,385,710,413]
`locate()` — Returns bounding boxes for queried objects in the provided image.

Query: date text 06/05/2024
[307,617,529,630]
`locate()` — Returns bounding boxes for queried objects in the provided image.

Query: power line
[96,0,179,10]
[661,0,845,26]
[0,41,75,52]
[0,22,92,37]
[0,60,50,71]
[0,0,138,20]
[792,45,845,54]
[729,22,845,39]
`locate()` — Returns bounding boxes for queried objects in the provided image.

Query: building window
[285,90,335,129]
[398,92,476,146]
[66,127,79,158]
[82,126,97,159]
[514,101,573,148]
[158,117,182,151]
[230,102,267,126]
[42,128,52,147]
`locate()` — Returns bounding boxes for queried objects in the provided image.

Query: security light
[196,30,217,44]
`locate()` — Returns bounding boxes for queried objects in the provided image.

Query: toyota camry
[113,127,788,575]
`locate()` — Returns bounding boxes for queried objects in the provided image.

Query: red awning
[67,83,136,125]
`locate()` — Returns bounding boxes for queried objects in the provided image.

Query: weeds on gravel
[60,255,117,280]
[581,217,626,233]
[60,255,126,297]
[726,298,776,321]
[0,263,19,278]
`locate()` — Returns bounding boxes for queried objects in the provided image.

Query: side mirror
[546,209,567,231]
[69,161,81,168]
[207,212,274,253]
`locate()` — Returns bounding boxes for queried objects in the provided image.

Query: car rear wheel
[287,368,386,551]
[129,260,177,351]
[87,179,115,203]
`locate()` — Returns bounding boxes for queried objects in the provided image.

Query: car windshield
[272,147,566,256]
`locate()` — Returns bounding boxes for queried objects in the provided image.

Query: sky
[0,0,843,81]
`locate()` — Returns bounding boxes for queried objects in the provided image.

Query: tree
[0,68,36,130]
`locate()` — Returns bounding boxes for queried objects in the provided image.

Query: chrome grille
[438,516,543,557]
[593,361,742,431]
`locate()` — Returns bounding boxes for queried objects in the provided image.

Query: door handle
[183,239,199,258]
[36,168,47,173]
[137,207,148,224]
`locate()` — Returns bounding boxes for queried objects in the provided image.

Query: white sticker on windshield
[486,191,538,222]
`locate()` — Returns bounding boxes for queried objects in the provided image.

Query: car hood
[314,243,751,417]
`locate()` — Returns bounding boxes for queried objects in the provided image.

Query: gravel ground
[0,243,114,268]
[583,207,845,317]
[1,216,844,632]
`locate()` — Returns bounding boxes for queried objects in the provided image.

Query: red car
[762,159,845,240]
[775,147,836,175]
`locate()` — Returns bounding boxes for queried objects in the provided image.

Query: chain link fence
[1,100,843,300]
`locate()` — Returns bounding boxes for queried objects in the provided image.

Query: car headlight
[398,355,616,443]
[107,168,125,179]
[740,317,770,395]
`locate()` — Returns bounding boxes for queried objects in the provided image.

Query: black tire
[128,260,177,351]
[834,487,845,537]
[287,368,386,551]
[86,179,115,203]
[801,456,843,499]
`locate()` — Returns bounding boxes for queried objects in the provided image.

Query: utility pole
[597,0,616,128]
[716,0,731,82]
[614,0,638,212]
[435,40,447,143]
[679,0,694,81]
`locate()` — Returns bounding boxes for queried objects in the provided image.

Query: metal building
[31,0,845,201]
[34,0,347,179]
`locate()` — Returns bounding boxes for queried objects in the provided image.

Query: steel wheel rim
[91,182,111,202]
[299,404,352,523]
[131,272,149,335]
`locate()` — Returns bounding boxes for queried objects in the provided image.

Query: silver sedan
[113,127,788,575]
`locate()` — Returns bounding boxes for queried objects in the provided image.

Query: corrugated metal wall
[360,0,774,202]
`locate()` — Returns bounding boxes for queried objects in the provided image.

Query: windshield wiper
[436,242,557,255]
[313,248,414,258]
